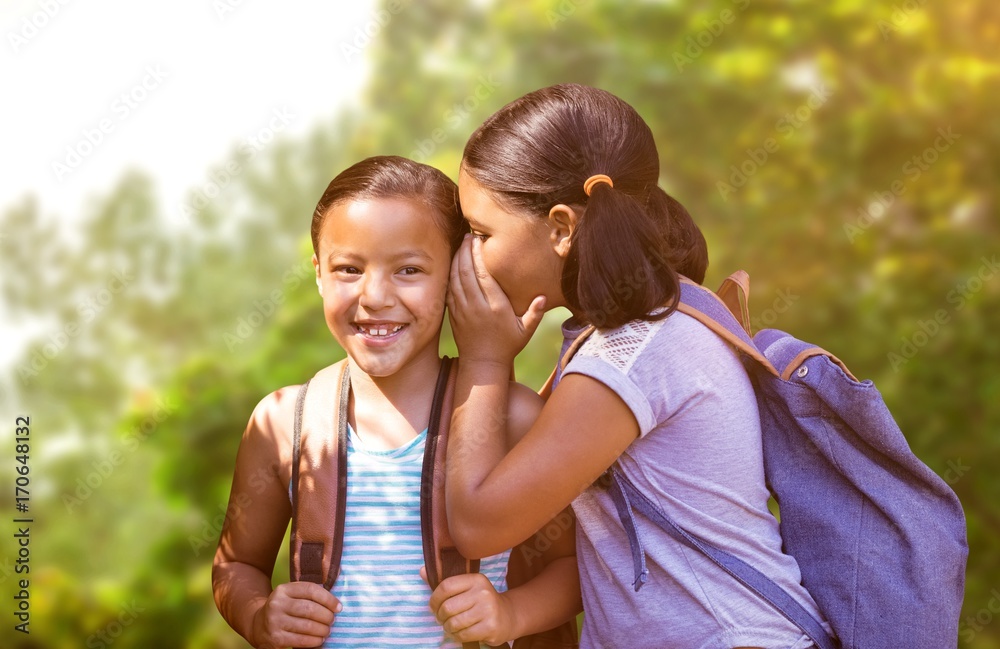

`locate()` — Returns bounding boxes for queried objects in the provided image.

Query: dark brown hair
[310,155,464,256]
[462,84,708,329]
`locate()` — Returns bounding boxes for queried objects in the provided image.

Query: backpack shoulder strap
[679,275,858,382]
[605,467,838,649]
[290,359,350,590]
[539,271,757,397]
[676,277,782,377]
[716,270,752,334]
[421,356,482,589]
[422,357,503,649]
[538,326,596,400]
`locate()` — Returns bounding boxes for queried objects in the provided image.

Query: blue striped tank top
[313,425,510,648]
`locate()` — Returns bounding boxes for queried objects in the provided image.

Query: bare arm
[430,382,582,643]
[445,236,639,558]
[212,387,340,649]
[497,384,581,635]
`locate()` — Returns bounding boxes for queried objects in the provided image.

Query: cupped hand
[447,235,546,368]
[251,581,341,649]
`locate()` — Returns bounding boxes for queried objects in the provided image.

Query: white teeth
[357,324,404,336]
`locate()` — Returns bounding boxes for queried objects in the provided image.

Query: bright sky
[0,0,380,368]
[1,0,376,224]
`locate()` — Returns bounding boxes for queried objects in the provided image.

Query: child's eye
[333,266,361,275]
[471,231,490,241]
[399,267,422,276]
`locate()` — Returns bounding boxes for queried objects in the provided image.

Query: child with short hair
[212,155,581,648]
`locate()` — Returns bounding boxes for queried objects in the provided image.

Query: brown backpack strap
[716,270,752,335]
[290,360,350,592]
[538,327,596,401]
[421,357,496,649]
[422,356,478,588]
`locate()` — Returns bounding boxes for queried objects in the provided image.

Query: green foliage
[1,0,997,646]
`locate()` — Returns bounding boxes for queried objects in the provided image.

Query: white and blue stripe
[307,425,510,648]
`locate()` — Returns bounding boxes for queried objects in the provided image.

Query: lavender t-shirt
[556,310,827,649]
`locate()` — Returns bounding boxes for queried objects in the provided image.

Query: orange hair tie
[583,174,614,196]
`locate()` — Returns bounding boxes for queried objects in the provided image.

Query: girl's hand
[251,581,341,649]
[448,235,546,368]
[425,568,517,646]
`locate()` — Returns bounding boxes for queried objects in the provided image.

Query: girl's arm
[429,384,582,644]
[212,388,341,649]
[497,383,581,635]
[446,236,640,558]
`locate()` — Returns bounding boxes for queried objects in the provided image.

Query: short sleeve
[561,319,662,436]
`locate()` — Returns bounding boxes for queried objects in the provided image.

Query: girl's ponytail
[647,186,708,285]
[564,182,679,329]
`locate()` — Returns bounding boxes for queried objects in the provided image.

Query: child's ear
[547,204,581,258]
[312,254,322,296]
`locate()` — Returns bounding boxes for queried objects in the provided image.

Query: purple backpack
[586,273,968,649]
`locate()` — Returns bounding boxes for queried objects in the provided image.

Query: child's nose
[358,273,393,310]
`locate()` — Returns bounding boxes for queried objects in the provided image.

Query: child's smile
[313,197,452,379]
[353,320,406,343]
